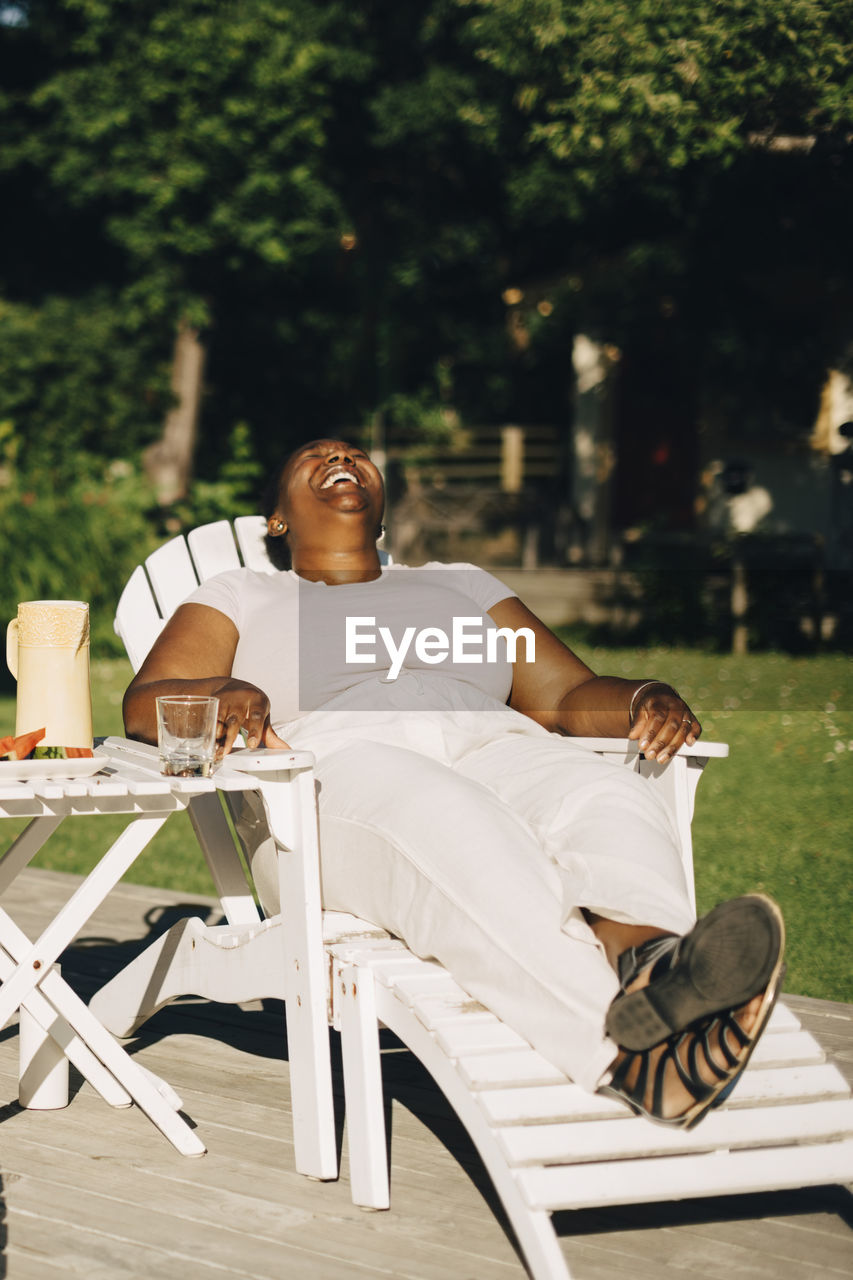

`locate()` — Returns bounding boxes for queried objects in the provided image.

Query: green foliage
[0,0,374,466]
[0,290,173,471]
[465,0,853,188]
[0,0,851,496]
[0,456,160,659]
[8,0,352,276]
[170,421,264,528]
[456,0,853,439]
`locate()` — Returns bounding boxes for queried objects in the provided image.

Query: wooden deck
[0,867,850,1280]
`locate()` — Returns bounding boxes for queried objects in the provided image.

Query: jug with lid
[6,600,93,748]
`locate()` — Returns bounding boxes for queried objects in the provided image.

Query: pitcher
[6,600,93,748]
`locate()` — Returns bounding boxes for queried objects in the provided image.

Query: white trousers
[246,677,695,1091]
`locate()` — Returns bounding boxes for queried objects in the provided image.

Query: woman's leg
[245,738,622,1092]
[455,733,695,937]
[456,733,785,1126]
[239,731,783,1123]
[583,913,673,969]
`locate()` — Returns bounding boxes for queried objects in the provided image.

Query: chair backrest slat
[115,565,167,674]
[188,520,243,581]
[234,515,277,574]
[145,536,202,618]
[116,517,393,674]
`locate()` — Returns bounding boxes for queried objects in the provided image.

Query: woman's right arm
[123,602,289,755]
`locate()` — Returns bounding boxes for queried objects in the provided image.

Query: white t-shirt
[186,562,518,729]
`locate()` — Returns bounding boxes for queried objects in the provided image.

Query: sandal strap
[609,1045,647,1097]
[687,1023,732,1084]
[601,955,785,1130]
[604,1013,750,1126]
[604,1044,652,1120]
[616,932,679,991]
[713,1009,750,1066]
[652,1043,671,1117]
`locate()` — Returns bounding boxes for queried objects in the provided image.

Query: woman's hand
[627,683,701,762]
[122,605,293,754]
[212,679,291,756]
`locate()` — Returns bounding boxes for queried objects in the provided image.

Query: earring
[272,521,285,534]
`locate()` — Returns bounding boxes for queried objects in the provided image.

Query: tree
[462,0,852,203]
[1,0,851,490]
[1,0,362,490]
[454,0,853,404]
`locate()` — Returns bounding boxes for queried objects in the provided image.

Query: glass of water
[155,695,220,778]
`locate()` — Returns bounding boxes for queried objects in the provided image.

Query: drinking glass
[155,696,219,778]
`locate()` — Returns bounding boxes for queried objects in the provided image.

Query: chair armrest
[569,737,729,760]
[217,747,316,775]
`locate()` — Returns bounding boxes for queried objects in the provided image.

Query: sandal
[600,957,786,1129]
[605,894,785,1052]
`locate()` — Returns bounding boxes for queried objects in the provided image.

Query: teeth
[320,469,359,489]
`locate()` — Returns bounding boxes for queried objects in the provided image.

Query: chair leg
[370,980,574,1280]
[337,961,391,1210]
[257,767,339,1182]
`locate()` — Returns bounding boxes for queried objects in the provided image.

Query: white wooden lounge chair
[91,517,853,1280]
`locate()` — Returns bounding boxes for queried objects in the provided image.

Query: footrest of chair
[331,939,853,1280]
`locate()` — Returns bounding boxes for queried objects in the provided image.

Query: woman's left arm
[489,598,700,762]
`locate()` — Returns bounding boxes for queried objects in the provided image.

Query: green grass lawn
[1,649,850,1002]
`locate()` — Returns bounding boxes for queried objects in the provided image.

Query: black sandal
[600,958,786,1129]
[605,894,785,1051]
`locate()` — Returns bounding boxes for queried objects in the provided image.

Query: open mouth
[320,468,361,489]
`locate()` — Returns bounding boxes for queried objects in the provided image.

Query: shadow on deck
[0,868,849,1280]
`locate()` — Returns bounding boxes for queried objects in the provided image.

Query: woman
[124,438,785,1129]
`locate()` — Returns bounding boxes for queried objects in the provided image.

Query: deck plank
[0,867,850,1279]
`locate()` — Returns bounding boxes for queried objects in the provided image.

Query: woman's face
[271,439,385,537]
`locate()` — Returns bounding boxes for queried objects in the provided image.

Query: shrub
[0,455,160,673]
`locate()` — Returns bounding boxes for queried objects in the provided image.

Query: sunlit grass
[1,650,850,1000]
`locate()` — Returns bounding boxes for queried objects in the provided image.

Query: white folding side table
[0,739,313,1158]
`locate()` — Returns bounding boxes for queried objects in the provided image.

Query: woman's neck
[290,544,383,585]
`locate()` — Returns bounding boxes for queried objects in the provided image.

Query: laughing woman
[123,438,785,1129]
